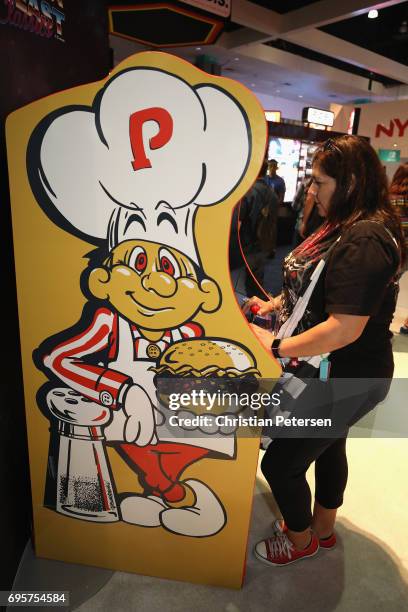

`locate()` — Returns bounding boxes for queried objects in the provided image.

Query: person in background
[292,177,310,244]
[238,160,279,297]
[245,135,405,567]
[389,162,408,335]
[267,159,286,204]
[292,177,324,245]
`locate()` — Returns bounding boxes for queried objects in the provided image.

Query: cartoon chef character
[38,237,261,537]
[28,61,255,535]
[40,238,220,509]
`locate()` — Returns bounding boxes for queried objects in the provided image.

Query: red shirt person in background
[389,162,408,334]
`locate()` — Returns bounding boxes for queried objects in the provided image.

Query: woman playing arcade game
[245,135,405,567]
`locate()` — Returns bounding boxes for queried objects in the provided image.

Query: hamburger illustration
[151,338,261,415]
[153,338,260,379]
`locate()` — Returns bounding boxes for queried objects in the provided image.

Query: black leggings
[261,436,348,532]
[260,366,393,532]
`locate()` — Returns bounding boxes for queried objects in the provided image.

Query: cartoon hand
[154,407,165,426]
[123,384,156,446]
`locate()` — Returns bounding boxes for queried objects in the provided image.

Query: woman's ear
[199,278,221,313]
[88,267,111,299]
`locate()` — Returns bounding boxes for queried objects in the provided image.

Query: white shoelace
[268,532,294,559]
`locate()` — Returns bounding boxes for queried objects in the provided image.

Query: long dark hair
[310,135,406,266]
[390,162,408,197]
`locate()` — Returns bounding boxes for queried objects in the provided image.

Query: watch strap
[271,338,282,358]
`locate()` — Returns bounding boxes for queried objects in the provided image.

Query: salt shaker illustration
[46,387,119,522]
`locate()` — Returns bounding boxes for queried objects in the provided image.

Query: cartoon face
[88,240,221,332]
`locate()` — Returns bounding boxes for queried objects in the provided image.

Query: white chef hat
[28,65,251,264]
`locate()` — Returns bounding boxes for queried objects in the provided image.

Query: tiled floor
[13,411,408,611]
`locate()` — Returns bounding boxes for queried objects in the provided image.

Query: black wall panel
[0,0,110,590]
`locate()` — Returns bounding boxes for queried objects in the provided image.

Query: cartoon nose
[142,272,177,297]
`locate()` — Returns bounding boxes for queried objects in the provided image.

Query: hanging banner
[179,0,231,18]
[0,0,66,42]
[6,51,277,588]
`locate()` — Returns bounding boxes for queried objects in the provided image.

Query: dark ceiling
[239,1,408,81]
[265,39,402,86]
[321,3,408,66]
[249,1,319,13]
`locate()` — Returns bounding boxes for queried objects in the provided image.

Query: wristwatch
[271,338,282,359]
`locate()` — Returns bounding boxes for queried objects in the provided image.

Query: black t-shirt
[311,221,400,376]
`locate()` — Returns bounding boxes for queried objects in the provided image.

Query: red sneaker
[318,532,337,549]
[254,531,319,566]
[273,519,337,550]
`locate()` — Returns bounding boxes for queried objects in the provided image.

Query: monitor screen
[268,137,301,203]
[265,110,281,123]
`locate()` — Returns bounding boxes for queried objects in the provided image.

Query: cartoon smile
[126,291,175,316]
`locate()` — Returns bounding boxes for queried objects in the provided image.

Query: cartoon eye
[159,248,180,278]
[128,246,147,274]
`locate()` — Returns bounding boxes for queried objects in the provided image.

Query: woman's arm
[250,313,369,358]
[273,294,283,311]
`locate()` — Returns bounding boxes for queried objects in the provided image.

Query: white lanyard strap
[277,259,326,339]
[277,236,341,341]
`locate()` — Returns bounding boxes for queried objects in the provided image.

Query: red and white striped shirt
[43,307,203,409]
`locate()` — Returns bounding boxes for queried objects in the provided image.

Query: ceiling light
[298,94,303,98]
[368,9,378,19]
[399,20,408,34]
[393,143,398,147]
[234,57,239,61]
[196,47,201,51]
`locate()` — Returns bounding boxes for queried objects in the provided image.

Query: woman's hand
[299,222,306,239]
[250,323,275,353]
[243,295,275,316]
